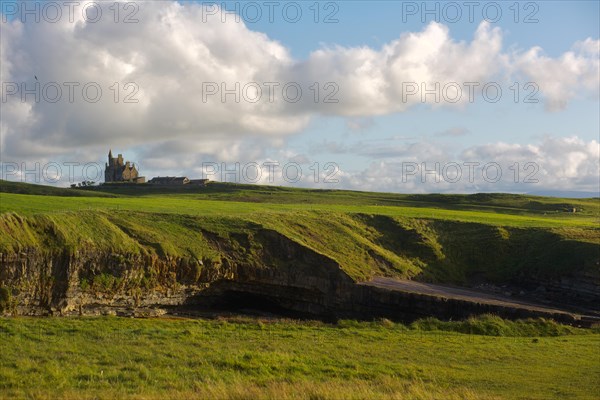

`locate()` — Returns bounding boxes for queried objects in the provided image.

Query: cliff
[1,210,598,324]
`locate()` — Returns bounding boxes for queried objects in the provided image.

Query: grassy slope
[0,316,598,400]
[1,180,599,283]
[1,182,599,399]
[4,180,599,216]
[0,180,116,197]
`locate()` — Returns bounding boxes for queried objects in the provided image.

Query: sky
[1,0,599,194]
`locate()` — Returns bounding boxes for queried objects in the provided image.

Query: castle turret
[104,150,143,183]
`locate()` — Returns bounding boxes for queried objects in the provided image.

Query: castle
[104,150,146,183]
[103,150,208,186]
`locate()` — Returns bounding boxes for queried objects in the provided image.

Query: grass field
[0,316,598,400]
[1,181,599,399]
[1,181,597,288]
[2,181,599,228]
[1,181,598,283]
[2,191,599,229]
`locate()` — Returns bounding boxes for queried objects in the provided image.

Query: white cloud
[1,1,598,193]
[338,136,600,194]
[513,38,600,111]
[292,21,506,116]
[1,1,302,159]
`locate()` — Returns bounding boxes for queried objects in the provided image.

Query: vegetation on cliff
[1,180,598,287]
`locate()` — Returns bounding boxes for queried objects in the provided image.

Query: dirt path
[362,277,590,317]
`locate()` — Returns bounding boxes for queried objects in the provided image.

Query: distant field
[1,190,599,229]
[2,180,598,216]
[0,316,598,400]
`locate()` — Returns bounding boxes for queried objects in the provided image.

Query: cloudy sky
[1,1,599,194]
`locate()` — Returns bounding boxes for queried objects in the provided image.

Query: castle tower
[104,149,143,183]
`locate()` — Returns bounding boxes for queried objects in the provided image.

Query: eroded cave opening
[209,290,296,316]
[181,282,327,320]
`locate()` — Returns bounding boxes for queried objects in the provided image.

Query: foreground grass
[0,316,598,400]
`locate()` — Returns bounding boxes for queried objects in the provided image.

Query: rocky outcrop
[517,269,600,312]
[0,229,350,317]
[0,228,595,326]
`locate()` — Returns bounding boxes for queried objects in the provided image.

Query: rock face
[1,228,597,326]
[0,229,349,317]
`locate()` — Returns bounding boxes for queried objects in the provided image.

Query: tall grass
[0,316,598,399]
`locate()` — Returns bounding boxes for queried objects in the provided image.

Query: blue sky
[229,0,600,183]
[236,1,599,58]
[1,1,599,193]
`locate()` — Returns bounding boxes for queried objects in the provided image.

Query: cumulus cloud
[0,1,598,193]
[1,1,302,160]
[513,38,600,111]
[340,136,600,194]
[286,20,506,116]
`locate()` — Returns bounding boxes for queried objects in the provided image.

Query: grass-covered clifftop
[1,180,598,285]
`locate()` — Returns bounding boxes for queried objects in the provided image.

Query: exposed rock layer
[1,228,597,326]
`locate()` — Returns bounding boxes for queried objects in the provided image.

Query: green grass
[1,182,599,399]
[1,190,599,228]
[1,180,598,283]
[3,180,600,221]
[0,316,598,400]
[1,208,597,284]
[0,180,116,198]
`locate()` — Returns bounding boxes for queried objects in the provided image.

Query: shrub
[0,286,10,312]
[93,273,116,291]
[410,315,582,337]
